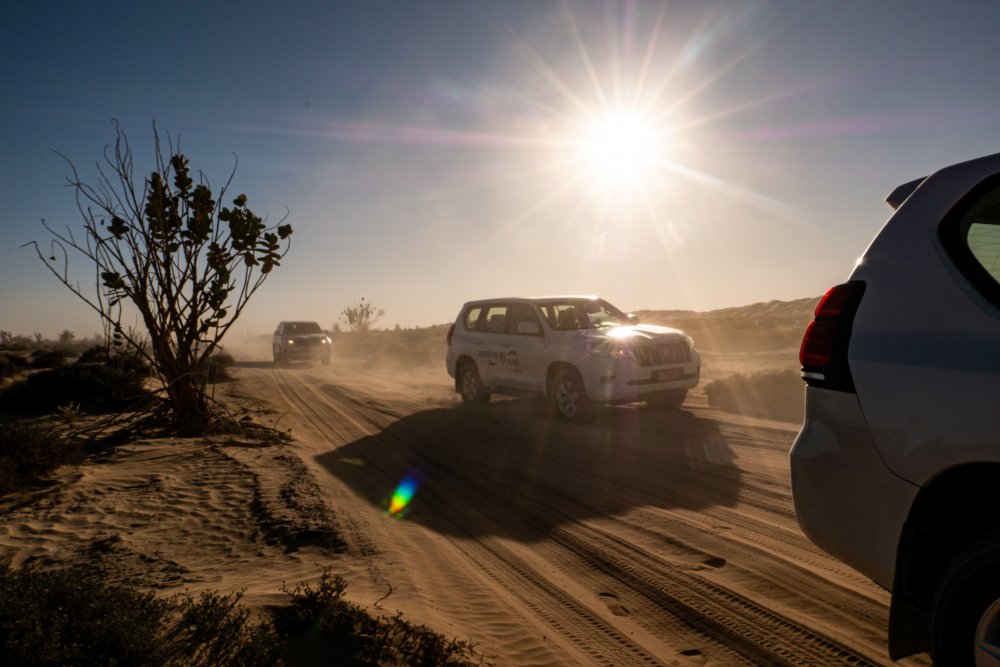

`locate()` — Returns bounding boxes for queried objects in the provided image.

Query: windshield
[285,322,322,335]
[539,299,630,331]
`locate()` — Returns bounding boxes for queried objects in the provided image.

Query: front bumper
[583,350,701,404]
[281,342,330,359]
[790,386,919,589]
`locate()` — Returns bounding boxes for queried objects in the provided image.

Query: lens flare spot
[386,475,420,518]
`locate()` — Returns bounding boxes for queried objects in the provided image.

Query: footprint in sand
[597,592,630,617]
[690,555,727,571]
[678,647,707,663]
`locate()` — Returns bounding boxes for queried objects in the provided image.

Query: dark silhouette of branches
[25,121,292,435]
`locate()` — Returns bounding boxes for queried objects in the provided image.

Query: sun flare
[576,111,668,190]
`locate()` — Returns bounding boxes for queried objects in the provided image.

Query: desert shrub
[201,351,235,384]
[76,344,110,364]
[704,369,805,423]
[0,421,81,494]
[0,364,151,415]
[274,569,486,666]
[0,563,485,667]
[0,562,281,667]
[27,348,67,369]
[0,354,18,380]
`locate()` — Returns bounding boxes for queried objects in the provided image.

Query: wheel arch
[889,462,1000,659]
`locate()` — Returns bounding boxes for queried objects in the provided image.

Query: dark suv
[272,321,331,365]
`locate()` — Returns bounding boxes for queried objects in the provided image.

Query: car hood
[582,324,688,342]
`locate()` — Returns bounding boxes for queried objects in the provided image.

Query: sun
[575,110,668,191]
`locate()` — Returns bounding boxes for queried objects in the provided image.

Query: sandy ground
[0,342,931,666]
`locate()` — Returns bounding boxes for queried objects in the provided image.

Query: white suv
[445,296,700,420]
[791,153,1000,665]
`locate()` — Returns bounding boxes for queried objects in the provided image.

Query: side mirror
[517,321,541,335]
[627,313,639,325]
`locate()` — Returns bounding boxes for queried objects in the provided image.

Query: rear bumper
[790,386,919,588]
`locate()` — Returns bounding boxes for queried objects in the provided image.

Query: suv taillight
[800,281,866,391]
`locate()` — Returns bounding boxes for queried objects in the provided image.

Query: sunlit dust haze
[4,1,1000,338]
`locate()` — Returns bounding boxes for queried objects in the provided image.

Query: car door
[477,303,510,387]
[498,303,547,391]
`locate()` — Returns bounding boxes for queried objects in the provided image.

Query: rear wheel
[932,533,1000,666]
[550,368,592,422]
[458,361,490,405]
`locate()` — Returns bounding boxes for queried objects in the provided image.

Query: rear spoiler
[885,177,926,210]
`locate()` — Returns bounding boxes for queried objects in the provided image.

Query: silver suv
[272,321,331,365]
[791,153,1000,665]
[445,296,700,420]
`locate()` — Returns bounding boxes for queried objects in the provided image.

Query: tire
[550,368,593,422]
[931,532,1000,666]
[458,361,490,405]
[272,347,282,365]
[651,389,687,411]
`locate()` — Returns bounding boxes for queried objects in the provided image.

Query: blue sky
[4,0,1000,337]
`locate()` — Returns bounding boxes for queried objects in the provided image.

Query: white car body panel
[848,153,1000,485]
[446,297,700,405]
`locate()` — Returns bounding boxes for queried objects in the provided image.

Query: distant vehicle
[272,321,331,365]
[791,153,1000,665]
[444,296,700,421]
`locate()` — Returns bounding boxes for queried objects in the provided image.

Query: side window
[463,306,484,331]
[507,303,542,335]
[968,222,1000,284]
[482,305,508,334]
[941,176,1000,307]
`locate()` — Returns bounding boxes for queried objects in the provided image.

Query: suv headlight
[583,341,636,362]
[285,338,295,345]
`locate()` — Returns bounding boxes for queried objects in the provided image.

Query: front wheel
[550,368,593,422]
[932,533,1000,666]
[458,361,490,405]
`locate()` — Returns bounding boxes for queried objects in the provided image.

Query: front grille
[296,338,321,347]
[634,341,690,367]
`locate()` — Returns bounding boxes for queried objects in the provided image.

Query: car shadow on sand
[316,399,742,542]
